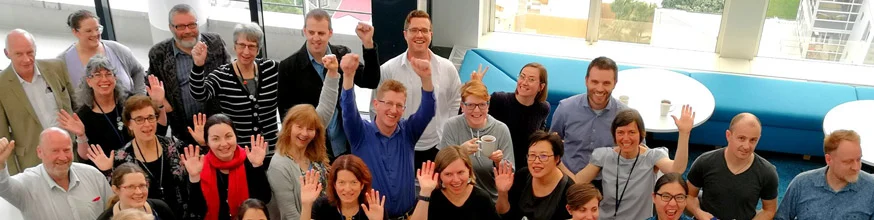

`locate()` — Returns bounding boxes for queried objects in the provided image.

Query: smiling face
[207,123,237,161]
[725,119,762,161]
[462,95,489,128]
[527,140,558,178]
[334,170,364,204]
[585,67,616,109]
[439,159,471,195]
[126,107,158,142]
[235,37,259,64]
[170,11,199,49]
[614,121,641,152]
[567,198,599,220]
[87,68,116,97]
[288,123,316,149]
[304,17,332,56]
[73,17,101,48]
[653,182,687,220]
[404,17,432,54]
[112,172,149,209]
[517,66,544,98]
[373,90,406,130]
[37,130,74,178]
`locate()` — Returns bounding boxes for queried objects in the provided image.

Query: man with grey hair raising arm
[149,3,230,147]
[1,29,75,175]
[0,127,113,220]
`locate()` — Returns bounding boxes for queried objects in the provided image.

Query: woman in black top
[181,114,271,220]
[97,163,176,220]
[58,54,168,168]
[300,155,387,220]
[409,146,501,220]
[471,63,550,165]
[496,131,575,220]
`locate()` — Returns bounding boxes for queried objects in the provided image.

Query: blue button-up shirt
[173,45,202,117]
[307,46,348,156]
[341,88,435,216]
[775,166,874,220]
[550,94,627,173]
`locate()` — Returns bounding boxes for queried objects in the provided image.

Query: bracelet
[76,135,88,144]
[417,195,430,202]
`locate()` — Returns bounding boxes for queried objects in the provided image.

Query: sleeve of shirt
[188,65,218,102]
[760,164,780,200]
[316,75,340,126]
[499,125,515,168]
[446,66,462,119]
[590,147,609,167]
[404,90,437,145]
[266,159,302,220]
[437,119,458,149]
[354,45,381,89]
[368,64,388,122]
[188,181,206,217]
[774,175,800,220]
[117,43,147,95]
[0,167,26,209]
[686,154,707,188]
[540,104,551,131]
[341,88,366,150]
[549,102,567,138]
[649,147,669,165]
[247,161,273,203]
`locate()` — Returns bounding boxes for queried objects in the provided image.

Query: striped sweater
[189,58,280,152]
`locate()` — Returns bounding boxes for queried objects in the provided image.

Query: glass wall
[599,0,723,52]
[494,0,592,39]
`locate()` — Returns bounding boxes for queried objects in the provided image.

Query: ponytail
[107,194,120,210]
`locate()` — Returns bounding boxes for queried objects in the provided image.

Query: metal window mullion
[94,0,116,41]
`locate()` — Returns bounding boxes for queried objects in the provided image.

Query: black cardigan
[96,199,177,220]
[188,160,272,220]
[277,43,381,156]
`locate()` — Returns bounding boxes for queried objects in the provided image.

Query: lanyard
[614,147,640,216]
[135,138,164,196]
[95,101,124,144]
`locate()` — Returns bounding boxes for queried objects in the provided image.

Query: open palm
[245,135,267,167]
[87,144,114,171]
[362,189,386,220]
[417,161,439,195]
[187,113,206,146]
[494,160,515,193]
[671,104,696,133]
[180,145,204,182]
[299,169,322,205]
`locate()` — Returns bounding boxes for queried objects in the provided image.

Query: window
[598,0,724,52]
[493,0,592,39]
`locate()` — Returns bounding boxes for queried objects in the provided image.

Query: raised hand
[361,189,386,220]
[488,150,504,165]
[355,22,375,48]
[671,104,695,134]
[57,109,85,137]
[0,138,15,167]
[470,64,489,82]
[192,41,208,67]
[180,145,204,182]
[340,53,360,76]
[461,138,479,155]
[187,113,207,146]
[417,160,439,196]
[245,134,267,167]
[87,144,114,171]
[410,58,432,79]
[494,160,514,193]
[299,169,323,205]
[146,75,166,105]
[322,54,339,76]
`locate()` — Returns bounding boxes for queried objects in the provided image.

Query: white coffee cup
[660,101,672,116]
[478,135,497,156]
[619,95,629,105]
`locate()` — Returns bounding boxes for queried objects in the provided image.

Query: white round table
[823,100,874,165]
[612,68,715,133]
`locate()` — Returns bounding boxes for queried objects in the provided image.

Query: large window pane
[494,0,591,39]
[758,0,872,65]
[599,0,723,52]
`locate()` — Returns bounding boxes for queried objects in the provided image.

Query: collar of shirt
[307,44,333,65]
[13,63,43,84]
[373,123,402,138]
[39,164,80,191]
[399,49,438,68]
[814,166,861,193]
[579,93,619,113]
[172,42,192,57]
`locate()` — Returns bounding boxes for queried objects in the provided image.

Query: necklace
[95,100,124,144]
[614,146,640,217]
[135,138,164,196]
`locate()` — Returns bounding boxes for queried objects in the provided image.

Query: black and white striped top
[189,58,279,152]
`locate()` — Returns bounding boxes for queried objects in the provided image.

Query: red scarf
[201,146,249,220]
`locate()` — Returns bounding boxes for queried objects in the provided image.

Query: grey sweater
[59,40,146,95]
[439,114,515,202]
[267,74,339,220]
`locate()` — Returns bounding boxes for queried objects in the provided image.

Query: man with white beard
[147,4,230,146]
[775,129,874,220]
[550,56,628,191]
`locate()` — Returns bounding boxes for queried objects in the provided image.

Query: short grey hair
[233,22,264,47]
[5,29,37,54]
[76,54,128,109]
[168,4,197,25]
[304,9,333,30]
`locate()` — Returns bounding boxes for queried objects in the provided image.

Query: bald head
[728,113,761,132]
[38,127,74,177]
[39,127,71,148]
[5,29,36,53]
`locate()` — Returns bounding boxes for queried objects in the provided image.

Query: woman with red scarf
[181,114,272,220]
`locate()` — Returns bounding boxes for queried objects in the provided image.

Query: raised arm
[404,58,436,140]
[0,139,26,210]
[409,161,438,220]
[353,22,381,89]
[189,42,218,102]
[340,54,367,149]
[574,164,602,184]
[316,55,341,125]
[655,105,694,174]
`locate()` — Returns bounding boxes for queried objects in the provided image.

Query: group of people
[0,2,872,220]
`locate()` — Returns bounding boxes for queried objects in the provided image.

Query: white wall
[431,0,483,48]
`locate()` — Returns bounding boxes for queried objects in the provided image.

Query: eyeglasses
[655,193,687,202]
[527,154,554,162]
[405,28,431,35]
[235,43,259,51]
[377,100,406,110]
[121,184,149,191]
[88,72,115,79]
[462,102,489,110]
[77,25,104,35]
[131,115,158,125]
[518,73,540,83]
[172,23,198,31]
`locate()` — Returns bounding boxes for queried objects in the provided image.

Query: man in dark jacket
[278,9,380,159]
[148,3,230,146]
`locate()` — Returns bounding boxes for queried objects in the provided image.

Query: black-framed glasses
[405,28,431,35]
[527,153,554,162]
[462,101,489,110]
[655,193,687,202]
[172,23,198,31]
[131,115,158,125]
[377,100,406,110]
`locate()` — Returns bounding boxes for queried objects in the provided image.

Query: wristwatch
[417,195,431,202]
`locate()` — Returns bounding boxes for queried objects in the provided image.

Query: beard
[174,33,200,48]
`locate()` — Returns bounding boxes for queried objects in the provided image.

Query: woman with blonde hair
[409,146,501,220]
[266,53,341,219]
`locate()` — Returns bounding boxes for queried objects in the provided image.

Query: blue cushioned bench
[460,48,862,157]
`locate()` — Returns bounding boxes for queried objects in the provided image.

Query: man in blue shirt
[340,52,435,219]
[550,57,627,186]
[776,129,874,220]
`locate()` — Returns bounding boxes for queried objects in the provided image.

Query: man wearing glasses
[147,3,230,147]
[1,29,75,175]
[373,10,462,172]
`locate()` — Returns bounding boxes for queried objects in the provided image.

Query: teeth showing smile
[414,40,425,44]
